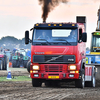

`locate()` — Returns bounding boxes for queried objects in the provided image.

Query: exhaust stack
[76,16,86,31]
[96,6,100,31]
[43,20,46,23]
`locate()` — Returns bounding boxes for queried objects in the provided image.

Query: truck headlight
[32,65,39,70]
[68,65,76,70]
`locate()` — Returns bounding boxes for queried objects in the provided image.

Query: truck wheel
[0,60,3,70]
[32,79,42,87]
[75,69,85,88]
[85,73,96,87]
[27,60,31,73]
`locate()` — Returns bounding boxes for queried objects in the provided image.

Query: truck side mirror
[82,32,87,42]
[25,31,29,44]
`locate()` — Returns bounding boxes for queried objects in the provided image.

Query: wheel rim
[82,74,85,88]
[93,75,95,87]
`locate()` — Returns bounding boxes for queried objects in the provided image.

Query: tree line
[0,36,90,51]
[0,36,31,51]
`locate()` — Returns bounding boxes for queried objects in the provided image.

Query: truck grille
[33,55,75,64]
[44,65,63,72]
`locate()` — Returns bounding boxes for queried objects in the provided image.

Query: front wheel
[75,70,85,88]
[27,60,31,73]
[32,79,42,87]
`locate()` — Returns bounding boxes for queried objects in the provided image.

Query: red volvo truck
[25,16,96,88]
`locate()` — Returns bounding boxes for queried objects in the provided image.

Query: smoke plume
[38,0,68,22]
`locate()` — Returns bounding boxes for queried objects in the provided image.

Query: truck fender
[79,59,85,78]
[80,58,86,70]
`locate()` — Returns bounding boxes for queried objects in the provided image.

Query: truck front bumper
[30,72,80,80]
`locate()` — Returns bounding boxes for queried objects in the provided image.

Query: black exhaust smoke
[38,0,68,23]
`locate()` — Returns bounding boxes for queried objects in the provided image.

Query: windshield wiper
[53,39,71,45]
[34,39,51,45]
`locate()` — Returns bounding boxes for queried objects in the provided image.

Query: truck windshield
[91,35,100,52]
[33,29,78,45]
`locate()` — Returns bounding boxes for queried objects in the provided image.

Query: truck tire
[85,73,96,87]
[75,69,85,88]
[0,60,3,70]
[32,79,42,87]
[27,60,31,73]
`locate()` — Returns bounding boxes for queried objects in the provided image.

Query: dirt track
[0,69,100,100]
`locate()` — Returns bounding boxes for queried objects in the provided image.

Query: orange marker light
[36,24,39,26]
[54,24,56,26]
[59,24,62,26]
[30,70,33,73]
[75,71,79,73]
[48,24,51,26]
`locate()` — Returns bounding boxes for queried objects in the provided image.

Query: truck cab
[90,32,100,53]
[25,16,87,88]
[86,32,100,64]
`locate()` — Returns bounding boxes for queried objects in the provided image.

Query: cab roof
[34,23,78,29]
[92,32,100,35]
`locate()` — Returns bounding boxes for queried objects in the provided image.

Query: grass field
[0,76,31,82]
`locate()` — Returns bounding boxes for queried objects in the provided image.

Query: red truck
[25,16,96,88]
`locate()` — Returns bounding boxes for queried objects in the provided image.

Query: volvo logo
[51,57,58,60]
[35,52,44,54]
[46,55,63,63]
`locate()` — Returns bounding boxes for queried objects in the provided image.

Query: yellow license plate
[48,76,59,79]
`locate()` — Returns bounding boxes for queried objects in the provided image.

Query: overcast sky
[0,0,100,48]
